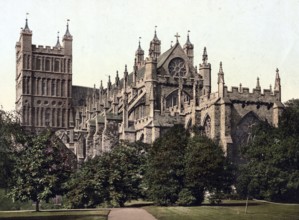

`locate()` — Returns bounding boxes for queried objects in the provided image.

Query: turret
[18,16,32,53]
[149,26,161,59]
[144,56,157,82]
[218,62,225,98]
[274,68,281,101]
[135,37,144,68]
[183,30,194,65]
[199,47,211,95]
[63,19,72,56]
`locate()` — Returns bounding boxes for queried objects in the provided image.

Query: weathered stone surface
[16,21,284,162]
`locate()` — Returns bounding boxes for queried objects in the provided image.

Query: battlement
[225,85,279,101]
[32,44,64,55]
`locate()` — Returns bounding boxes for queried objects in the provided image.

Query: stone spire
[115,70,120,88]
[184,30,193,48]
[63,19,72,56]
[183,30,194,64]
[63,19,72,39]
[22,13,31,33]
[256,77,261,90]
[274,68,281,91]
[202,47,208,64]
[55,31,62,48]
[218,62,225,84]
[135,37,144,67]
[274,68,281,101]
[218,62,225,98]
[149,26,161,59]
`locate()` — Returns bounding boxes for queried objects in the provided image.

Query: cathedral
[16,19,284,163]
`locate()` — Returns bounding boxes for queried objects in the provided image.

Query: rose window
[168,58,186,76]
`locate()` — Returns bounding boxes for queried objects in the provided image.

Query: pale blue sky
[0,0,298,110]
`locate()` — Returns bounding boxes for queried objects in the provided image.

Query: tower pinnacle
[202,47,208,63]
[64,19,72,39]
[55,31,62,48]
[218,62,224,84]
[149,26,161,58]
[23,13,31,33]
[256,77,261,90]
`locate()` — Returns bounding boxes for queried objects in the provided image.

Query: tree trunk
[245,196,249,214]
[36,200,40,212]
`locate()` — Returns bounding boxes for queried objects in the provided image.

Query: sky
[0,0,298,110]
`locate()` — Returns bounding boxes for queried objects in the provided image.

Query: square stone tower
[15,19,74,131]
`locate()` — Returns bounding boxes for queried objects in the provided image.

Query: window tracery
[168,58,186,76]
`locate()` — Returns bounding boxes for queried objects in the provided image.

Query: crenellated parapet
[225,86,281,102]
[32,44,65,54]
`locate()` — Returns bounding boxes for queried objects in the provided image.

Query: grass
[0,209,110,220]
[143,200,299,220]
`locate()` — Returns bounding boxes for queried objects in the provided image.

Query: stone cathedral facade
[16,20,284,163]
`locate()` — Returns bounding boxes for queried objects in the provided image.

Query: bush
[176,188,197,206]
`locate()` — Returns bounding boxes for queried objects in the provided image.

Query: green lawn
[144,200,299,220]
[0,209,110,220]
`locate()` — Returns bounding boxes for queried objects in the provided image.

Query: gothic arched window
[203,115,211,138]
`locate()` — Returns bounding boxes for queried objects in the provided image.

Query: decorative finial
[116,70,119,77]
[175,32,180,43]
[125,64,127,72]
[170,41,173,48]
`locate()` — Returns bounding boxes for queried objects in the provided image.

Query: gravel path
[108,208,157,220]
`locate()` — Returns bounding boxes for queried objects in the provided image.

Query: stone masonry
[16,20,284,163]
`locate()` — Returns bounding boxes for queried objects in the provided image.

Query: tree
[145,125,233,206]
[65,156,109,208]
[184,135,234,205]
[65,141,148,208]
[237,99,299,202]
[0,109,26,190]
[145,125,189,205]
[10,130,76,211]
[106,141,148,207]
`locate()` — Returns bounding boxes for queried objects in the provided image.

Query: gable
[157,43,195,78]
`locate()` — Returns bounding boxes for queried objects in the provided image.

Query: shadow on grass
[202,202,261,207]
[125,202,155,208]
[0,215,106,220]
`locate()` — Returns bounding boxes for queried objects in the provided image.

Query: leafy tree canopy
[145,125,233,206]
[237,99,299,202]
[10,130,76,211]
[0,110,27,189]
[65,141,149,208]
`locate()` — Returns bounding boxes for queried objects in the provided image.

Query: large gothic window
[168,58,186,77]
[231,111,261,162]
[203,115,211,138]
[166,92,177,108]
